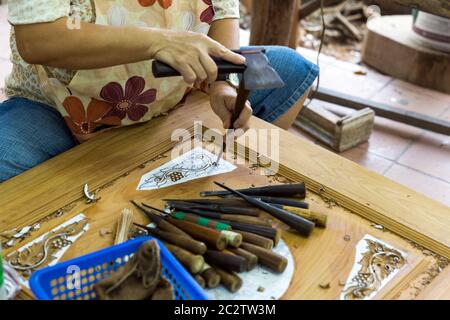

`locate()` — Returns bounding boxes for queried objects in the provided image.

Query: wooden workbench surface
[0,93,448,299]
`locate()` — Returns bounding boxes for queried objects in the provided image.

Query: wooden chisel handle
[147,228,207,255]
[213,266,243,293]
[280,206,327,228]
[171,212,231,231]
[205,250,247,273]
[221,214,272,227]
[240,242,288,273]
[221,230,243,247]
[168,218,228,251]
[200,263,221,289]
[228,248,258,271]
[194,275,206,288]
[164,243,205,274]
[201,183,306,198]
[230,82,250,129]
[233,230,274,250]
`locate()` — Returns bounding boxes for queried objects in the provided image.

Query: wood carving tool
[164,243,205,275]
[216,220,281,245]
[167,218,228,251]
[152,49,285,166]
[164,198,254,208]
[194,275,206,289]
[200,263,221,289]
[240,242,288,273]
[167,203,270,226]
[233,230,274,250]
[228,248,258,271]
[201,183,306,199]
[205,250,247,273]
[221,230,242,247]
[212,266,243,293]
[165,200,260,216]
[114,208,134,245]
[134,223,207,255]
[130,201,190,238]
[255,196,309,210]
[214,182,314,237]
[171,211,231,231]
[271,205,328,228]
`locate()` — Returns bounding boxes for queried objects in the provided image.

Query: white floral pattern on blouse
[5,0,240,106]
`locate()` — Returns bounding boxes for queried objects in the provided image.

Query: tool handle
[258,196,309,210]
[148,228,207,255]
[221,230,243,247]
[212,266,243,293]
[280,206,328,228]
[164,243,205,274]
[230,82,250,129]
[219,220,280,245]
[201,183,306,198]
[172,212,231,231]
[240,242,288,273]
[233,230,274,250]
[221,214,272,227]
[205,250,247,273]
[228,248,258,271]
[194,275,206,289]
[152,58,246,78]
[168,218,228,251]
[201,267,221,289]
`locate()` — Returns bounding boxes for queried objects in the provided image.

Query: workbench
[1,93,449,300]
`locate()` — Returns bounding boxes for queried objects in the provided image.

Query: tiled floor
[1,5,449,207]
[292,47,450,207]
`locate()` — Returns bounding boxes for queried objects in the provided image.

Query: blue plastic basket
[29,237,208,300]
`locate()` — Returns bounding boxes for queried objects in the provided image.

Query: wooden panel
[415,266,450,300]
[7,144,424,300]
[0,93,448,299]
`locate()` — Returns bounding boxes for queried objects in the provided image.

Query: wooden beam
[314,87,450,135]
[250,0,299,48]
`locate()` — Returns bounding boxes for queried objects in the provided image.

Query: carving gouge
[213,182,314,237]
[200,183,306,198]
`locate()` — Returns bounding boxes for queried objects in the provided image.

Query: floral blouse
[5,0,240,107]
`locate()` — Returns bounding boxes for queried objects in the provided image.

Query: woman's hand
[209,82,252,131]
[151,30,246,85]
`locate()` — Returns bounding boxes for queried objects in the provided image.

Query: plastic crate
[29,237,208,300]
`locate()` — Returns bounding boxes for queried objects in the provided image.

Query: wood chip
[99,228,112,237]
[257,286,266,293]
[319,283,331,289]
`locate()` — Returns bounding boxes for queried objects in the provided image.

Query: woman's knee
[264,46,319,84]
[0,98,76,182]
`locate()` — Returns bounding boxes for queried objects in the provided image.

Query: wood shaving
[99,228,112,237]
[319,283,331,289]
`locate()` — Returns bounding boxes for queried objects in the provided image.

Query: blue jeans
[0,46,318,182]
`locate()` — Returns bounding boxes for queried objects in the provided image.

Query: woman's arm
[208,18,241,50]
[14,18,244,84]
